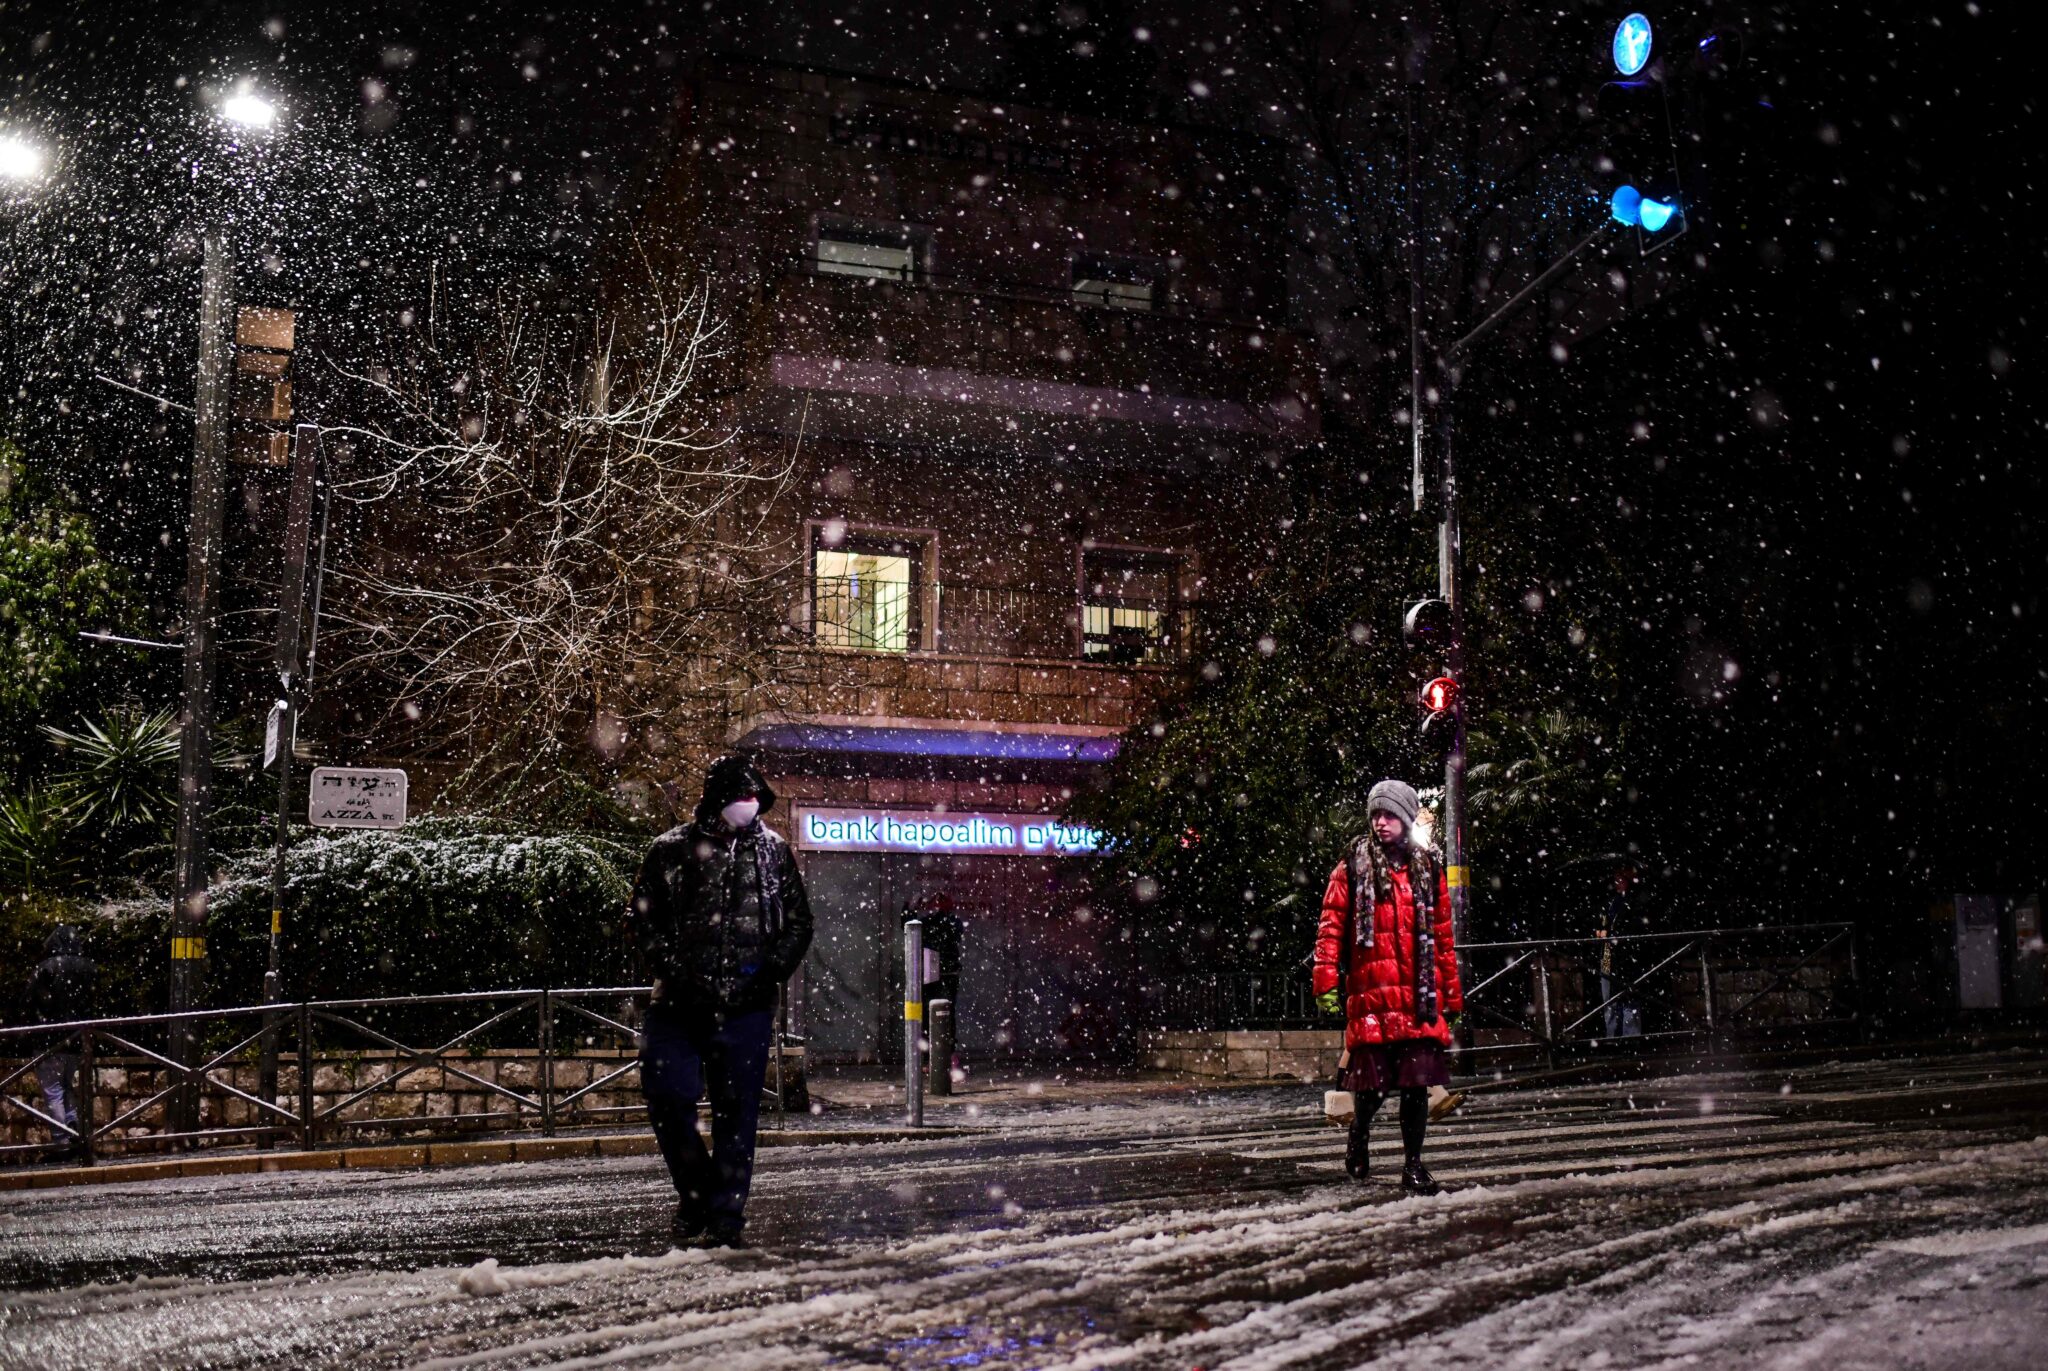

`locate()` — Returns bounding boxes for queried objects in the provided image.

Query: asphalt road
[3,1047,2046,1369]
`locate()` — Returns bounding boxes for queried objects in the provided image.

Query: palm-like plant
[43,707,182,833]
[0,785,80,892]
[1467,710,1622,832]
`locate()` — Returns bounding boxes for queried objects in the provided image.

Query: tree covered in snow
[0,439,137,780]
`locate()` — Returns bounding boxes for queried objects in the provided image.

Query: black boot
[672,1201,708,1243]
[1345,1119,1370,1179]
[1396,1088,1444,1194]
[1344,1091,1383,1180]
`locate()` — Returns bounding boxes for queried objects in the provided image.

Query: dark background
[1,2,2036,919]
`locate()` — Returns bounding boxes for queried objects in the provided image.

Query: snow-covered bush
[19,818,641,1018]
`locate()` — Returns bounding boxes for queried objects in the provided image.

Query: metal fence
[0,985,804,1167]
[1154,923,1863,1059]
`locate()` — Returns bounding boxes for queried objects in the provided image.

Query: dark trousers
[1347,1088,1430,1173]
[640,1004,773,1233]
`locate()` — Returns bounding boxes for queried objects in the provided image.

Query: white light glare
[221,92,278,130]
[0,133,47,183]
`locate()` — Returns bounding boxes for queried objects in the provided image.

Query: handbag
[1322,1046,1354,1127]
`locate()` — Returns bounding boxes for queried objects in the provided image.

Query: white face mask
[719,798,761,830]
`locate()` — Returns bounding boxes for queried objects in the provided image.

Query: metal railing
[806,573,1191,663]
[1154,923,1863,1057]
[0,985,805,1166]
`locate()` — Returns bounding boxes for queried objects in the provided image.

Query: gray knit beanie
[1366,779,1420,828]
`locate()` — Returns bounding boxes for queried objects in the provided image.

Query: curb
[0,1125,981,1194]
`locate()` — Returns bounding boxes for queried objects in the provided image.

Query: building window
[813,221,924,283]
[1072,255,1161,311]
[814,530,926,652]
[1081,549,1182,664]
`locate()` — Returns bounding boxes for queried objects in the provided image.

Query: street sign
[307,766,408,829]
[1612,13,1653,77]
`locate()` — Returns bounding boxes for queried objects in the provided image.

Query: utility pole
[1437,370,1468,948]
[265,422,320,996]
[168,231,233,1128]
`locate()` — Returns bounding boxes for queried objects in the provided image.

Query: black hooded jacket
[25,925,95,1028]
[630,756,813,1016]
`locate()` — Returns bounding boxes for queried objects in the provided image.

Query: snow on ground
[2,1051,2046,1369]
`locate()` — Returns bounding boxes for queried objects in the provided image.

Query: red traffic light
[1420,676,1458,713]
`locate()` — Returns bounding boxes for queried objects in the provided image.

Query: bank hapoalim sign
[793,806,1102,857]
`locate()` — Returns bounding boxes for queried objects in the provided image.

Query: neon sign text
[793,806,1103,857]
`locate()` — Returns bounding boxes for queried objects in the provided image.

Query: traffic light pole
[168,230,234,1132]
[1437,367,1469,949]
[1432,221,1615,951]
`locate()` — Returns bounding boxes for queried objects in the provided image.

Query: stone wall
[1142,1030,1343,1083]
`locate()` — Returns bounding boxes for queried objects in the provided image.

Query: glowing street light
[221,90,279,131]
[0,132,47,184]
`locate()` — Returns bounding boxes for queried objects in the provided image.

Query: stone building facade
[624,59,1319,1062]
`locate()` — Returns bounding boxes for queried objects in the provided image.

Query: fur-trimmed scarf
[1347,832,1445,1025]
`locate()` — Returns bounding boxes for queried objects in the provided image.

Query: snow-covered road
[3,1049,2046,1369]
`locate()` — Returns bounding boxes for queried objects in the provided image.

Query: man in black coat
[631,754,813,1246]
[24,924,95,1153]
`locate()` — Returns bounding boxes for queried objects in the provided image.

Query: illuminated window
[814,532,923,652]
[814,222,923,283]
[1082,549,1182,664]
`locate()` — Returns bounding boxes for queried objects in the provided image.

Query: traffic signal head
[1418,676,1459,757]
[1610,183,1679,234]
[1594,81,1687,254]
[1594,13,1689,257]
[1402,598,1453,649]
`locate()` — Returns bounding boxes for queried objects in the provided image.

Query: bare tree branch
[322,260,800,784]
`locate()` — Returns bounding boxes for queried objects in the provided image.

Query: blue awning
[737,722,1121,765]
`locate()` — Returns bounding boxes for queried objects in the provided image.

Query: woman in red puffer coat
[1312,778,1462,1193]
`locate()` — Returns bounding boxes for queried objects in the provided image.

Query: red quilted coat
[1312,853,1463,1047]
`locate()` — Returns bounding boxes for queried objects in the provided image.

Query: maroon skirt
[1340,1041,1451,1092]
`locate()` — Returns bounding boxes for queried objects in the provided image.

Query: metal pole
[168,229,233,1134]
[77,1029,95,1166]
[266,423,319,1001]
[1699,939,1717,1031]
[539,989,555,1136]
[927,999,954,1096]
[1439,367,1469,952]
[297,1000,316,1151]
[1536,955,1555,1069]
[300,446,337,689]
[258,427,317,1143]
[1405,65,1426,513]
[1444,225,1612,364]
[773,983,787,1131]
[903,919,924,1127]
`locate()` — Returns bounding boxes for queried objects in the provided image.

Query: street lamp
[220,91,279,132]
[168,79,289,1127]
[0,132,47,184]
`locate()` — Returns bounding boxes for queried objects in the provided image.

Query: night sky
[1,2,2037,905]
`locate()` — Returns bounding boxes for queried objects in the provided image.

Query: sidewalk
[1,1069,1252,1195]
[808,1064,1272,1118]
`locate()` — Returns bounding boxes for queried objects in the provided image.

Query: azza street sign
[307,766,408,829]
